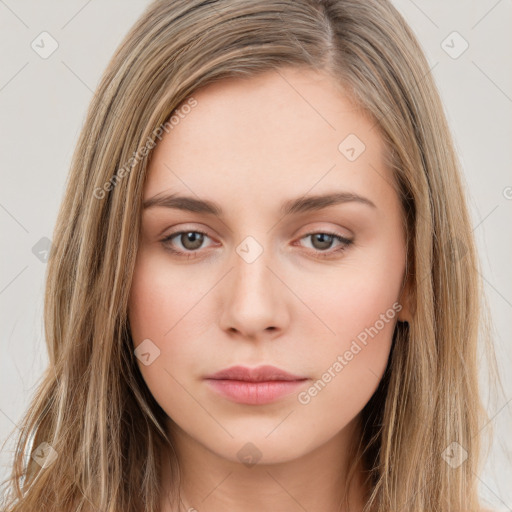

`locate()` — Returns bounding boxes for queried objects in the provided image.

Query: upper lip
[205,365,307,382]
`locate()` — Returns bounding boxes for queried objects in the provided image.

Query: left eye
[299,232,352,253]
[160,230,353,258]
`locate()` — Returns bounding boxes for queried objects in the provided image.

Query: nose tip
[219,249,288,339]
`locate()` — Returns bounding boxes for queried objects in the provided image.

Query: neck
[159,416,368,512]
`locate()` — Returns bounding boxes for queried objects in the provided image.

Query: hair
[0,0,498,511]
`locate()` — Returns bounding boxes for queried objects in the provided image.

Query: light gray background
[1,0,511,509]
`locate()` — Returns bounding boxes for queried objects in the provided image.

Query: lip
[206,365,306,382]
[204,365,309,405]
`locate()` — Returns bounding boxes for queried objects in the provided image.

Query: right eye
[160,229,215,257]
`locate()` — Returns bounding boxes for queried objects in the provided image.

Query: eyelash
[160,229,353,260]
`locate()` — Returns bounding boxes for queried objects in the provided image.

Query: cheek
[292,243,403,412]
[295,244,404,349]
[127,250,211,419]
[297,285,397,398]
[294,284,398,432]
[128,249,209,342]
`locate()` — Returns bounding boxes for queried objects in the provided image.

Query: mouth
[204,365,309,405]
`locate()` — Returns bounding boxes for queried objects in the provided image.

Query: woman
[0,0,496,510]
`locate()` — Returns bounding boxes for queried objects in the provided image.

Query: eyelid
[298,229,352,244]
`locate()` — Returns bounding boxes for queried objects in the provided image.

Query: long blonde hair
[1,1,496,510]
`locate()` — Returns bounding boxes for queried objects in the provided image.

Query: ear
[397,274,414,323]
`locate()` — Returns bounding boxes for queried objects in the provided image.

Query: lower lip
[205,379,308,405]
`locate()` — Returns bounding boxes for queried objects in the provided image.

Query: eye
[161,229,214,257]
[297,232,353,258]
[160,229,353,260]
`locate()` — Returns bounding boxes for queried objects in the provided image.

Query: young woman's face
[128,66,409,465]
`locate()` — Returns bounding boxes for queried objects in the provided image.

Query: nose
[218,243,290,340]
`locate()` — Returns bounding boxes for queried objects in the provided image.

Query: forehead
[144,66,393,211]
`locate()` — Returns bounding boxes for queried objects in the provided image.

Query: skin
[128,66,412,512]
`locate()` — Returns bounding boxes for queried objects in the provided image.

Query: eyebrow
[143,191,377,216]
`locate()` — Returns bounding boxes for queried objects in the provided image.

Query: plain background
[1,0,511,509]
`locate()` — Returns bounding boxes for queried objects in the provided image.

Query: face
[128,66,409,466]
